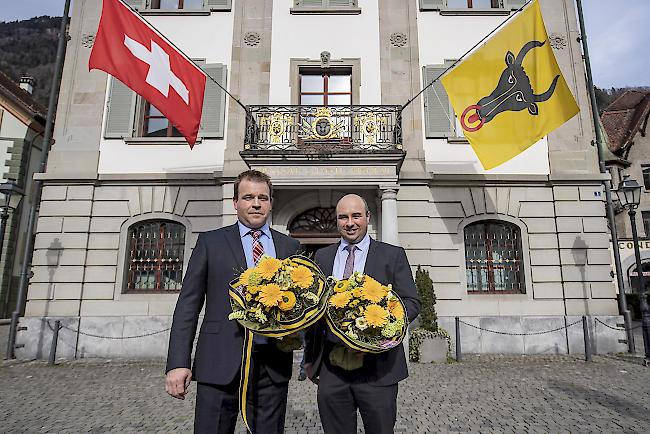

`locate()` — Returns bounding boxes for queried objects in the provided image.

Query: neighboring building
[15,0,624,359]
[0,72,46,319]
[603,90,650,295]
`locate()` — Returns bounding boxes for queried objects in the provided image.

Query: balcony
[244,105,403,152]
[241,105,405,186]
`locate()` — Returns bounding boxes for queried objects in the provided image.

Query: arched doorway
[628,261,650,294]
[288,207,339,256]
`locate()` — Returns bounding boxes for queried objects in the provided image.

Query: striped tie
[251,230,264,264]
[343,245,357,279]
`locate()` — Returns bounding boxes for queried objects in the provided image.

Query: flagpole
[401,0,533,113]
[575,0,635,353]
[5,0,72,360]
[120,0,249,116]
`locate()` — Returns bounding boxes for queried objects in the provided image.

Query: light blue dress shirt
[332,233,371,280]
[238,221,276,345]
[238,221,276,267]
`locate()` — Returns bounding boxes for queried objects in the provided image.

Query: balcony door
[299,68,352,106]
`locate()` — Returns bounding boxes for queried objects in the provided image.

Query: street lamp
[0,180,24,318]
[614,175,650,362]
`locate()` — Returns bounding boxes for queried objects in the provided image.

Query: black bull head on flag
[460,40,560,132]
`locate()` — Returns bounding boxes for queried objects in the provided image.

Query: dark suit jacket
[304,238,421,386]
[166,223,300,386]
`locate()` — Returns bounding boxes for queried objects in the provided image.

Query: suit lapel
[270,229,289,259]
[321,243,338,276]
[363,237,378,277]
[224,223,247,270]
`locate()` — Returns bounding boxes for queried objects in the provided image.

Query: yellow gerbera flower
[258,283,283,307]
[278,291,297,311]
[364,304,389,328]
[238,268,255,287]
[257,257,282,279]
[361,277,388,303]
[387,298,405,320]
[334,280,349,293]
[352,287,363,298]
[290,265,313,289]
[329,291,352,309]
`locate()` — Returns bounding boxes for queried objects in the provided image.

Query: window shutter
[507,0,528,10]
[122,0,145,9]
[329,0,355,6]
[105,78,136,139]
[420,0,444,10]
[200,64,227,138]
[206,0,232,11]
[423,65,454,138]
[298,0,325,6]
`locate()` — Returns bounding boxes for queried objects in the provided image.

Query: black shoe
[298,372,307,381]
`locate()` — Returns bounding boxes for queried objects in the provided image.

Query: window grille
[288,207,337,234]
[125,220,185,292]
[464,220,525,293]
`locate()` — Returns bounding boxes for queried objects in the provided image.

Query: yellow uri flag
[441,0,579,170]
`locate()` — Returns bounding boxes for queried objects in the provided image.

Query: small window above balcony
[125,0,231,16]
[420,0,523,16]
[291,0,361,15]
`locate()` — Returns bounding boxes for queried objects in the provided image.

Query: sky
[0,0,648,88]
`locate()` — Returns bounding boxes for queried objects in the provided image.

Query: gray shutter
[105,78,136,139]
[206,0,232,11]
[507,0,528,10]
[122,0,145,10]
[329,0,355,6]
[200,64,227,138]
[299,0,325,6]
[423,65,453,138]
[420,0,444,11]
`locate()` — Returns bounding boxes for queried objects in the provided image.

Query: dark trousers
[316,360,398,434]
[194,351,289,434]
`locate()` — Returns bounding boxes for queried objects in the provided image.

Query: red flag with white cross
[89,0,206,147]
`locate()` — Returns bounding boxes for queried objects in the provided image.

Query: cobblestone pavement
[1,355,649,433]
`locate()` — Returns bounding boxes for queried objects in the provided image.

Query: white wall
[0,108,31,179]
[98,11,234,174]
[417,6,550,175]
[269,0,382,104]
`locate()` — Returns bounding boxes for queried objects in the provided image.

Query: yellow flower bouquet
[326,271,407,353]
[228,255,331,338]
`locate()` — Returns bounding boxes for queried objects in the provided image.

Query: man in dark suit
[165,170,300,434]
[304,194,420,434]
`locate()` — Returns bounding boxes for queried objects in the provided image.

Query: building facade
[0,72,45,319]
[603,90,650,300]
[15,0,625,359]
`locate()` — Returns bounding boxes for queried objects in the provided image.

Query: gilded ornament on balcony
[354,112,386,145]
[259,113,293,143]
[303,107,345,140]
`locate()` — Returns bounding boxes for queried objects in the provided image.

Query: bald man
[304,194,421,434]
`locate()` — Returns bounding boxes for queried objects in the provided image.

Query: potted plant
[409,266,451,363]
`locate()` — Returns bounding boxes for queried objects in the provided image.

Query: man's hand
[165,368,192,400]
[304,363,319,385]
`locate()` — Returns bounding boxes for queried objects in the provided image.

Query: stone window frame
[291,0,361,15]
[115,213,193,299]
[419,0,521,16]
[457,214,533,296]
[289,58,361,105]
[125,0,232,16]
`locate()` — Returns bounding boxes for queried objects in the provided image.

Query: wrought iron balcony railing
[244,105,402,152]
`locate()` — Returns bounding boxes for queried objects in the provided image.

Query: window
[150,0,204,9]
[125,220,186,293]
[123,0,231,12]
[300,69,352,106]
[464,220,525,293]
[104,63,227,141]
[420,0,526,12]
[142,102,182,137]
[643,211,650,237]
[422,62,458,138]
[291,0,361,15]
[642,164,650,190]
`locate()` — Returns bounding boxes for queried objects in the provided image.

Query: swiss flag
[89,0,206,147]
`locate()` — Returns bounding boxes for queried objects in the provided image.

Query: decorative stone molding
[320,51,331,68]
[548,33,567,50]
[243,31,260,47]
[81,34,95,48]
[390,32,408,48]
